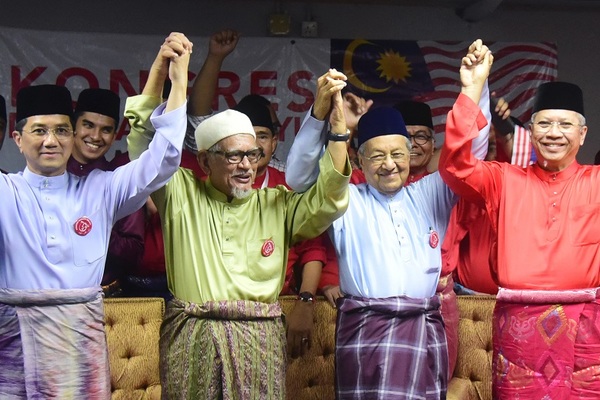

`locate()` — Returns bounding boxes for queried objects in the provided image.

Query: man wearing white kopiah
[127,85,351,399]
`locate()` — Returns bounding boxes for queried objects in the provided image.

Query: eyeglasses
[409,133,433,145]
[209,148,264,164]
[531,121,582,134]
[364,151,407,165]
[24,127,74,139]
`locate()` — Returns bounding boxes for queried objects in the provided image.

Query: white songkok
[195,109,255,150]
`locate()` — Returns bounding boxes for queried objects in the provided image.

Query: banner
[0,27,557,172]
[331,39,558,134]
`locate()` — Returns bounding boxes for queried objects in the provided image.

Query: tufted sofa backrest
[104,295,496,400]
[104,297,164,400]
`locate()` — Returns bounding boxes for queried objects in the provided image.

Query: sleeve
[439,93,505,206]
[287,151,351,244]
[285,107,328,192]
[295,234,327,266]
[106,208,146,272]
[110,102,187,221]
[317,235,340,291]
[470,80,492,161]
[125,94,163,161]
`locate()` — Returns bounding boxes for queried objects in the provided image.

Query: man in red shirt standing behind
[440,39,600,399]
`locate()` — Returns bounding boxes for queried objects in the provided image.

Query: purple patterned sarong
[0,287,110,399]
[160,297,286,400]
[336,295,448,400]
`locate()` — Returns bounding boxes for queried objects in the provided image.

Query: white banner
[0,28,557,172]
[0,28,330,172]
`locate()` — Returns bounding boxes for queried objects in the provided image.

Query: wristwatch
[327,129,351,142]
[297,291,315,303]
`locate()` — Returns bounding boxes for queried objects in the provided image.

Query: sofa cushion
[280,296,337,400]
[450,295,495,400]
[104,297,164,400]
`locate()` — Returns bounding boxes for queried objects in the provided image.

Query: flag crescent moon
[343,39,391,94]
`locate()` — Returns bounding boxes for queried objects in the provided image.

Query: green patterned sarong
[160,298,286,400]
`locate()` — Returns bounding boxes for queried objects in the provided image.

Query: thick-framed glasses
[209,148,264,164]
[364,151,407,166]
[531,121,582,134]
[24,127,74,139]
[409,133,433,145]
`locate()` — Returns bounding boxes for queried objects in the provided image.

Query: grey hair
[207,142,223,153]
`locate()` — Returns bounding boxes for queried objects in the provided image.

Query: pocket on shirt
[246,238,283,282]
[69,210,105,267]
[569,204,600,246]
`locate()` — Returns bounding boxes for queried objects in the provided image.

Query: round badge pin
[261,239,275,257]
[429,230,439,249]
[74,217,93,236]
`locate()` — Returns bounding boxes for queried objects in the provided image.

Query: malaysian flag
[511,124,537,167]
[331,40,558,134]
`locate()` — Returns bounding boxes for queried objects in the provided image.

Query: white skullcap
[195,109,256,151]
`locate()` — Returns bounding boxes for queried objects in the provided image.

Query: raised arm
[439,39,500,202]
[127,33,192,160]
[188,30,239,117]
[112,33,192,220]
[326,87,348,174]
[285,69,348,191]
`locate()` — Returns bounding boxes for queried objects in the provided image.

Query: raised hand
[460,39,493,103]
[343,92,373,134]
[208,29,239,59]
[312,69,347,121]
[164,32,193,84]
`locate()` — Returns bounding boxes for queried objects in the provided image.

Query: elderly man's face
[407,125,434,173]
[358,134,411,196]
[13,114,74,177]
[530,109,587,172]
[202,134,258,198]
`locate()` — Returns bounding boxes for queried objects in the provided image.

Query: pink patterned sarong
[493,287,600,399]
[0,287,110,399]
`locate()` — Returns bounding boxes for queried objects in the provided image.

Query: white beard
[231,187,252,199]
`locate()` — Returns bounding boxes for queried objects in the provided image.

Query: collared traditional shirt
[0,103,186,290]
[441,93,600,290]
[67,154,145,284]
[149,153,350,305]
[331,173,456,298]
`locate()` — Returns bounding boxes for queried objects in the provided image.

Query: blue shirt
[0,103,186,290]
[332,174,455,298]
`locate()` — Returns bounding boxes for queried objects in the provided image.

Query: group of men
[0,32,599,400]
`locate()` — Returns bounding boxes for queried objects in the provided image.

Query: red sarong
[493,288,600,399]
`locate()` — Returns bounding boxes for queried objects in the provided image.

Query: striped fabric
[493,288,600,399]
[510,124,535,168]
[160,298,286,400]
[335,295,448,400]
[0,288,110,399]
